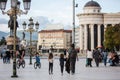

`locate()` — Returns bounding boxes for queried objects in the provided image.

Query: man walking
[68,44,78,74]
[93,48,101,67]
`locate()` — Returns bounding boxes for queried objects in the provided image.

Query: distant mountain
[0,31,8,39]
[0,30,38,41]
[16,30,38,41]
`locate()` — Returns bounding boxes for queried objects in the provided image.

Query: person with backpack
[93,48,102,67]
[68,44,78,75]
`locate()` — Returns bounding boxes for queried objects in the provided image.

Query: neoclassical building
[77,0,120,52]
[37,24,72,52]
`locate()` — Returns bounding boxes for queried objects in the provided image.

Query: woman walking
[59,53,65,75]
[86,49,93,67]
[48,53,54,75]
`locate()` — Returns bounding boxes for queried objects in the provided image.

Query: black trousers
[49,63,53,74]
[87,58,92,67]
[70,59,76,74]
[60,65,64,73]
[95,58,99,67]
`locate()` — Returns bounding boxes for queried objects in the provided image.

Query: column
[84,24,87,50]
[91,24,94,50]
[98,24,101,47]
[80,25,83,51]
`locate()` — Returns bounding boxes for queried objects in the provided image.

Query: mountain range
[0,30,38,40]
[0,16,72,41]
[0,31,8,39]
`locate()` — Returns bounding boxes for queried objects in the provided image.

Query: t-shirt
[48,58,53,63]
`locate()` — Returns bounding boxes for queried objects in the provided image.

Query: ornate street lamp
[0,0,31,78]
[22,17,39,65]
[0,0,7,10]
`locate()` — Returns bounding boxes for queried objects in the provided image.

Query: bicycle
[16,59,25,69]
[34,61,41,69]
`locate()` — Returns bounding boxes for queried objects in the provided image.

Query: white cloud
[0,24,23,33]
[0,24,9,32]
[0,0,119,33]
[29,9,73,25]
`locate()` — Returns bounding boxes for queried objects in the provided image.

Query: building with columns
[77,0,120,52]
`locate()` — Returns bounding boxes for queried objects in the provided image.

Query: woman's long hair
[49,53,53,59]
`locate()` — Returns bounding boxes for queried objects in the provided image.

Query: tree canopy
[0,37,6,46]
[104,24,120,51]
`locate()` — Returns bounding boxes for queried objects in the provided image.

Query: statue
[22,32,25,40]
[8,16,19,36]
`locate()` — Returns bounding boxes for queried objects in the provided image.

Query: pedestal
[6,35,20,50]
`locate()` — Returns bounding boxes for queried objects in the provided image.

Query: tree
[104,24,120,51]
[0,37,6,46]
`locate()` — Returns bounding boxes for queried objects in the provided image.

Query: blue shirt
[36,56,40,63]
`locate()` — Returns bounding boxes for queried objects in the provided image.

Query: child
[48,53,53,75]
[59,53,65,75]
[35,52,40,64]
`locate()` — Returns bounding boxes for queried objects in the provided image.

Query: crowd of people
[0,44,78,76]
[0,45,119,76]
[0,48,25,64]
[47,44,78,75]
[86,48,119,67]
[0,48,13,64]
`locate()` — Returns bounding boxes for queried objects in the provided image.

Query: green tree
[0,37,6,46]
[104,24,120,51]
[113,24,120,50]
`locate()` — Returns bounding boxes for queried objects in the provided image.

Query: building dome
[84,0,101,7]
[83,0,101,13]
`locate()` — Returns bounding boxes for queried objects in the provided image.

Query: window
[98,10,100,12]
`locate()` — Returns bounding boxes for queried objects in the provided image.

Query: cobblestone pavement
[0,58,120,80]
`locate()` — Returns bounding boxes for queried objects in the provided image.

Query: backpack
[69,49,77,59]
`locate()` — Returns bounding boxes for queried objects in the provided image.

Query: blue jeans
[103,58,107,66]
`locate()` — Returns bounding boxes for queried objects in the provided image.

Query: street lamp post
[42,40,45,53]
[22,17,39,65]
[0,0,31,78]
[72,0,78,45]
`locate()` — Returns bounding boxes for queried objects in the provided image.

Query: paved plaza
[0,57,120,80]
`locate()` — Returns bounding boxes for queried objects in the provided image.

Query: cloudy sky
[0,0,120,32]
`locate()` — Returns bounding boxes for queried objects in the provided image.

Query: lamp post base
[29,61,32,65]
[29,55,32,65]
[11,60,18,78]
[11,75,18,78]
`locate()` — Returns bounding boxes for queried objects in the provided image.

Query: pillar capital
[90,24,94,26]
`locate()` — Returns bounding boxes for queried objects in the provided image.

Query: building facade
[77,0,120,53]
[37,24,72,52]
